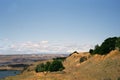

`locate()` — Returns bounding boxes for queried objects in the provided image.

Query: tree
[35,60,65,72]
[53,57,66,62]
[116,37,120,50]
[89,37,120,55]
[49,60,65,72]
[35,63,45,72]
[99,37,117,55]
[93,44,100,54]
[45,61,51,71]
[89,49,93,54]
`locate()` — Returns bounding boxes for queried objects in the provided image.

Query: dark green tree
[35,63,45,72]
[35,60,65,72]
[116,37,120,50]
[45,61,51,71]
[89,37,120,55]
[49,60,65,72]
[93,44,100,54]
[99,37,117,54]
[89,49,93,54]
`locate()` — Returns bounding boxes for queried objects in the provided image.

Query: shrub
[35,60,65,72]
[99,37,117,55]
[35,63,45,72]
[45,61,51,71]
[116,37,120,50]
[49,60,65,72]
[89,37,120,55]
[80,56,87,63]
[53,57,66,62]
[118,77,120,80]
[89,49,93,54]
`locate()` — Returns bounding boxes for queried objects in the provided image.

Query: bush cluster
[35,60,65,72]
[53,57,66,62]
[79,56,87,63]
[89,37,120,55]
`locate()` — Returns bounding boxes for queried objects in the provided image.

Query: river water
[0,70,21,79]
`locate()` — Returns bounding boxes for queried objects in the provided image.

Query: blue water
[0,70,21,79]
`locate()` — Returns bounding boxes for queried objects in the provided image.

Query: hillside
[63,50,120,80]
[4,50,120,80]
[0,54,67,71]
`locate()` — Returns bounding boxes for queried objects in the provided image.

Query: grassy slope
[4,50,120,80]
[64,50,120,80]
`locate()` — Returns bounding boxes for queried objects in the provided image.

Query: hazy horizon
[0,0,120,54]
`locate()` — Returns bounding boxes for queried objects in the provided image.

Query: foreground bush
[35,60,65,72]
[35,63,46,72]
[49,60,65,71]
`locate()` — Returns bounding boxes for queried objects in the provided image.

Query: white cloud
[0,40,94,54]
[41,40,48,44]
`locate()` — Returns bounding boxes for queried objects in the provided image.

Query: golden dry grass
[4,50,120,80]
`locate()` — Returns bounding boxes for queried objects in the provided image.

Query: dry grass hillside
[4,50,120,80]
[63,50,120,80]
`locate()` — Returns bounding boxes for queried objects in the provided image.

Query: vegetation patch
[79,56,87,63]
[53,57,66,62]
[118,77,120,80]
[8,64,29,68]
[35,60,65,72]
[89,37,120,55]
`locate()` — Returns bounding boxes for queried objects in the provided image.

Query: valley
[0,54,68,71]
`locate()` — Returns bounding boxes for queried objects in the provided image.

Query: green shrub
[116,37,120,50]
[53,57,66,62]
[80,56,87,63]
[35,63,45,72]
[49,60,65,72]
[89,37,120,55]
[89,49,93,54]
[118,77,120,80]
[35,60,65,72]
[45,61,51,71]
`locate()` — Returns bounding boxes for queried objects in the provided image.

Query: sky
[0,0,120,54]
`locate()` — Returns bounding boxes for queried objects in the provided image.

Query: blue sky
[0,0,120,54]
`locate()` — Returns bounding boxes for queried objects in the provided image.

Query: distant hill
[4,50,120,80]
[0,54,68,71]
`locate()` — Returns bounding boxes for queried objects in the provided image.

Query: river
[0,70,21,79]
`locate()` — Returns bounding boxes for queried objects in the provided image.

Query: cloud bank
[0,40,94,54]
